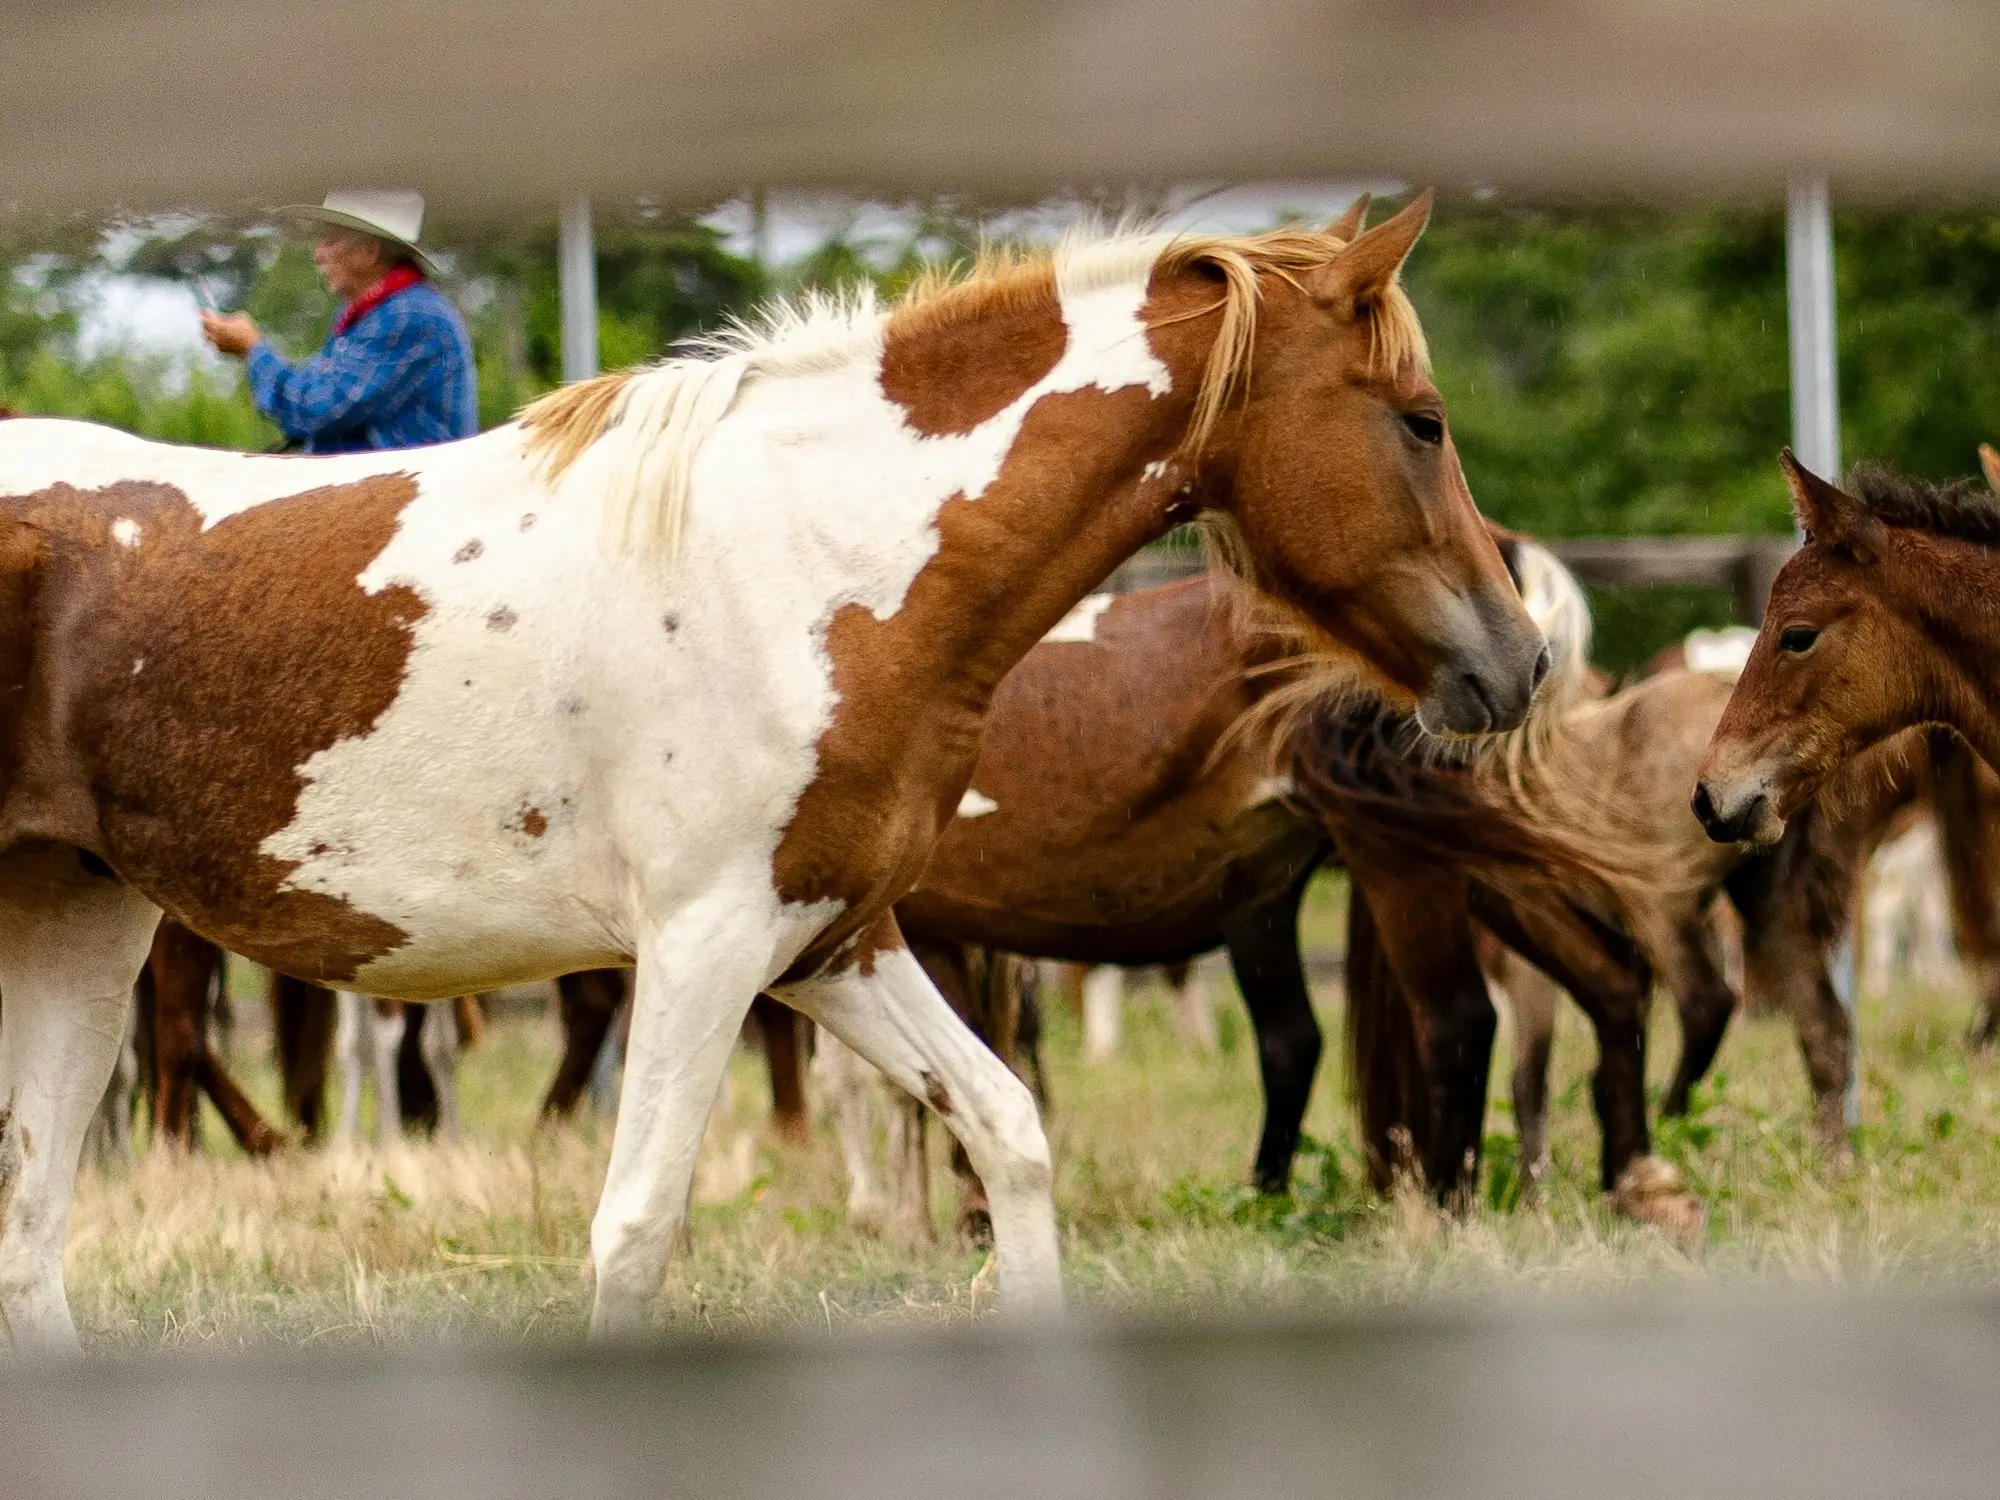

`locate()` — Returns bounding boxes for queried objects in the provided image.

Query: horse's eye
[1778,625,1820,654]
[1400,412,1444,446]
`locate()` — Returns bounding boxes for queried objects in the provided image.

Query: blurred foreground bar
[4,0,1999,211]
[5,1288,1998,1499]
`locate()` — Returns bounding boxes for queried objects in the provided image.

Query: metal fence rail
[3,1288,1995,1500]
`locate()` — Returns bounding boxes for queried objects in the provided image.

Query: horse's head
[1695,450,1975,844]
[1166,194,1546,737]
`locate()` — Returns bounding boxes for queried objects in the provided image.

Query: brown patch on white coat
[0,474,423,981]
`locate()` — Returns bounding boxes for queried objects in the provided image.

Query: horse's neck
[1907,542,2000,770]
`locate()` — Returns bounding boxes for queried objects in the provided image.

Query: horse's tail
[1343,884,1427,1193]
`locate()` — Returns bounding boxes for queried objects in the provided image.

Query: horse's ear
[1324,192,1371,243]
[1780,448,1882,563]
[1979,442,2000,493]
[1308,189,1433,313]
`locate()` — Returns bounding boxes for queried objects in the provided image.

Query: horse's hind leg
[1468,883,1657,1196]
[1223,872,1323,1195]
[369,1000,405,1147]
[784,917,1059,1316]
[1081,966,1123,1063]
[1661,906,1737,1118]
[333,992,365,1145]
[1351,861,1496,1208]
[1164,960,1218,1054]
[750,993,811,1144]
[0,850,160,1350]
[147,921,217,1151]
[541,969,625,1121]
[1488,945,1558,1190]
[272,975,336,1143]
[814,1029,900,1233]
[420,1002,463,1142]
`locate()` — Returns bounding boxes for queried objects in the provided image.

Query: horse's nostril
[1691,782,1717,829]
[1461,671,1496,727]
[1530,642,1552,692]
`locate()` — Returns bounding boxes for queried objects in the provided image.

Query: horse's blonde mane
[517,219,1428,565]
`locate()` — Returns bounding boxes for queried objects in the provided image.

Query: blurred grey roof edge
[7,0,2000,213]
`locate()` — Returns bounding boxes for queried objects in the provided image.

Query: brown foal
[1698,451,2000,844]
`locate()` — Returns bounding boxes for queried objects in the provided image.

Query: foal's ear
[1979,442,2000,493]
[1780,448,1882,563]
[1324,192,1372,243]
[1308,189,1433,314]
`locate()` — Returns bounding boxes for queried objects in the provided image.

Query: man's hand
[199,309,262,359]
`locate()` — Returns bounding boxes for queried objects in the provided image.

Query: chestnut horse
[0,200,1548,1347]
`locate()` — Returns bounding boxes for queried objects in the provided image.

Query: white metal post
[1786,177,1840,481]
[558,193,599,383]
[1786,174,1859,1129]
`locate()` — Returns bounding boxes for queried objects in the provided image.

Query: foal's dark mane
[1849,462,2000,549]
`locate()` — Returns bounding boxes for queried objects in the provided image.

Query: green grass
[64,911,2000,1350]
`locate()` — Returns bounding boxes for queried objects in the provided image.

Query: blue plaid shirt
[246,281,476,453]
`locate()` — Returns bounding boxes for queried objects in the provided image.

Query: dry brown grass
[62,876,2000,1350]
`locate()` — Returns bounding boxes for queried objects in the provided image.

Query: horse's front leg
[781,916,1061,1317]
[0,848,161,1352]
[587,893,778,1338]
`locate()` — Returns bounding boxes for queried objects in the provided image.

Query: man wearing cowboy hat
[200,190,475,453]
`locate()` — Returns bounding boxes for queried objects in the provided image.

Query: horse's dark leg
[1015,963,1050,1110]
[148,921,219,1151]
[396,1007,440,1135]
[751,993,811,1144]
[1222,871,1323,1195]
[1660,907,1738,1118]
[272,975,337,1143]
[1929,732,2000,1046]
[1732,853,1854,1161]
[1350,860,1496,1208]
[540,969,626,1120]
[192,1051,285,1156]
[1489,945,1558,1188]
[1467,882,1653,1194]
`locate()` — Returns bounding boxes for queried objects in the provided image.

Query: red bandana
[332,264,425,336]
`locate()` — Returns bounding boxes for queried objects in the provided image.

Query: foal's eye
[1778,625,1820,654]
[1400,412,1444,446]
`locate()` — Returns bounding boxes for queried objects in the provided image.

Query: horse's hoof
[1608,1157,1707,1251]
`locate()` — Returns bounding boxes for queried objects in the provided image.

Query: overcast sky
[80,179,1394,375]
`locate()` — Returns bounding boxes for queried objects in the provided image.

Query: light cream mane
[517,222,1429,565]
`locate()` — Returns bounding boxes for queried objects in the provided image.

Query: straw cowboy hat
[285,189,442,276]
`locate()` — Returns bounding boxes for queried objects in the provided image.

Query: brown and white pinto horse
[0,199,1548,1347]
